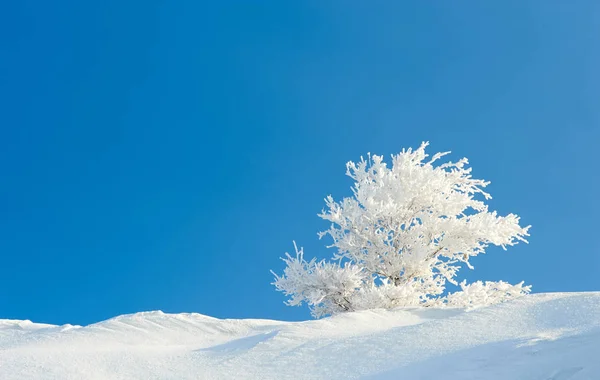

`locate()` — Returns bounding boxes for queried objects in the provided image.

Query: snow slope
[1,292,599,379]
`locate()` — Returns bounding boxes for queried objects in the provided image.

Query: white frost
[273,142,531,317]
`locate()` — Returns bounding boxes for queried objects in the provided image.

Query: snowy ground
[1,292,599,379]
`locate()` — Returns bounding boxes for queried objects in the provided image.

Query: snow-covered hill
[1,292,599,379]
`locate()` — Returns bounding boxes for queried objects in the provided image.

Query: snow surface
[1,292,599,379]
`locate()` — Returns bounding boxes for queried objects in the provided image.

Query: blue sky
[1,1,599,325]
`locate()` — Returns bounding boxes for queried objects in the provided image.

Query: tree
[273,142,531,317]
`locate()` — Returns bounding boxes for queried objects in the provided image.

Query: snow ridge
[1,292,599,379]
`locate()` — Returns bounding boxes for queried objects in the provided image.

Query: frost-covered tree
[273,142,531,317]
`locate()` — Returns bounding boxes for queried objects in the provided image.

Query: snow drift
[1,292,599,379]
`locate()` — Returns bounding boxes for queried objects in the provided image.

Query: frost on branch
[272,243,366,317]
[273,142,531,317]
[440,280,532,309]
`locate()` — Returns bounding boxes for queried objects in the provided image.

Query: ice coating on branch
[273,142,531,317]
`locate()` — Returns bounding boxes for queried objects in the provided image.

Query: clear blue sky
[1,2,599,325]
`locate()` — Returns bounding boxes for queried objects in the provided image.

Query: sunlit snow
[1,292,599,379]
